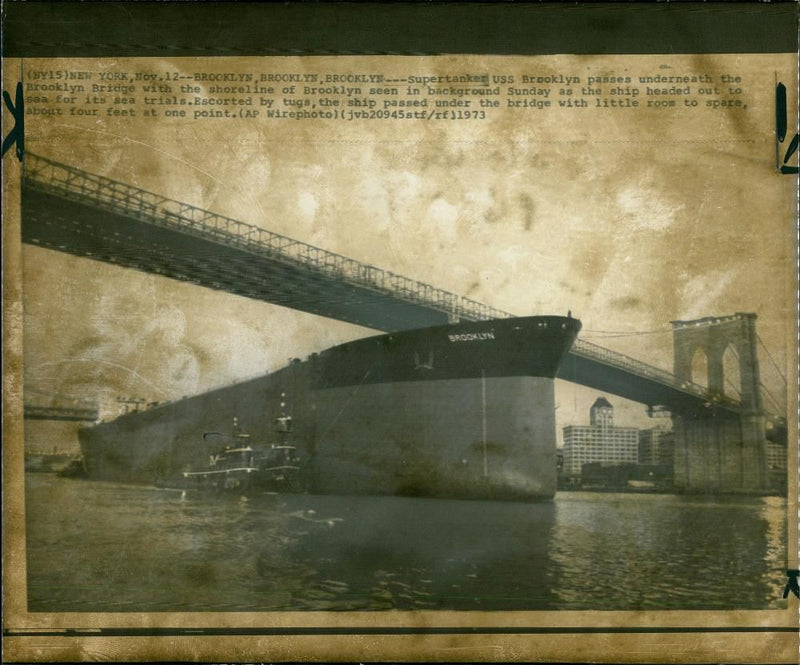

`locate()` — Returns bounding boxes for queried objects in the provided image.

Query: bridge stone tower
[670,313,768,493]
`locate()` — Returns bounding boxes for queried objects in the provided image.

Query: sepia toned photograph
[3,4,798,663]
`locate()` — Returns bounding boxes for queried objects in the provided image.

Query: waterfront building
[562,397,639,480]
[765,440,788,494]
[765,441,787,473]
[638,425,675,466]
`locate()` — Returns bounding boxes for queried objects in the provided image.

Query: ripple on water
[24,476,788,612]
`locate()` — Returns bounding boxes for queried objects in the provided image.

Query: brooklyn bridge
[19,153,788,493]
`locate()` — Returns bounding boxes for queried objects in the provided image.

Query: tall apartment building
[562,397,639,479]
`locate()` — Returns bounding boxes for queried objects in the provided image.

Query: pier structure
[22,389,99,422]
[670,314,771,492]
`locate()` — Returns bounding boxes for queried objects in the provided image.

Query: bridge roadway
[21,154,746,419]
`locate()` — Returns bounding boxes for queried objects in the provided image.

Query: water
[25,474,787,612]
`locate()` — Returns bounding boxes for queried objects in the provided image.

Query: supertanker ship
[78,314,581,501]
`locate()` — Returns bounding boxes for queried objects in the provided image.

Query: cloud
[615,173,684,232]
[610,295,643,311]
[424,197,459,243]
[297,191,319,223]
[676,269,737,319]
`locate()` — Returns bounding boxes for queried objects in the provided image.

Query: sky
[12,54,797,451]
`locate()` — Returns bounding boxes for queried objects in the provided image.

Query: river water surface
[25,474,787,612]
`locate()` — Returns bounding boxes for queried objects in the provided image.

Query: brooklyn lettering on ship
[448,331,496,342]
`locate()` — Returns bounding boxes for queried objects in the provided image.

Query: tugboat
[177,396,305,494]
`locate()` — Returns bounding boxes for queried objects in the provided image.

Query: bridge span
[22,389,99,422]
[23,405,99,422]
[21,154,751,421]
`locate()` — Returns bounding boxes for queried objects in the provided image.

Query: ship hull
[307,376,556,500]
[79,315,580,501]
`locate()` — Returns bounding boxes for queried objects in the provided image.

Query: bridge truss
[21,153,782,420]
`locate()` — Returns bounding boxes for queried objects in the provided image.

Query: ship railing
[24,153,513,324]
[571,338,741,407]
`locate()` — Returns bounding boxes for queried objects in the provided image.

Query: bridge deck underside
[22,189,449,332]
[556,354,737,419]
[22,187,736,419]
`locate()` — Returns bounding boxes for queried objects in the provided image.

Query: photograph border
[3,3,798,662]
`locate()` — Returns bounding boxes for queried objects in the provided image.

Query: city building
[765,440,788,493]
[562,397,639,481]
[765,441,787,473]
[638,425,675,466]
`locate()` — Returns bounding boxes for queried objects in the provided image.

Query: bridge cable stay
[756,333,787,385]
[760,382,787,417]
[723,378,742,400]
[755,334,788,416]
[719,345,743,400]
[717,345,783,416]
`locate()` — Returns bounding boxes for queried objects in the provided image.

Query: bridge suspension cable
[581,328,672,338]
[755,333,787,414]
[724,378,742,399]
[717,344,742,400]
[756,333,787,384]
[760,382,786,416]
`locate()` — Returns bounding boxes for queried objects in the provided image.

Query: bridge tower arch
[689,347,709,388]
[672,312,762,413]
[670,313,768,493]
